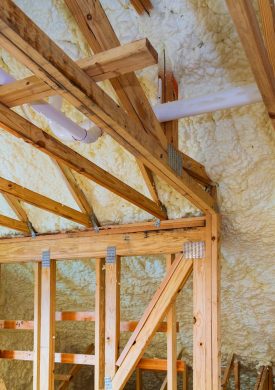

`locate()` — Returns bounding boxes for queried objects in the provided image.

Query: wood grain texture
[226,0,275,129]
[0,214,29,233]
[0,176,91,227]
[0,226,205,263]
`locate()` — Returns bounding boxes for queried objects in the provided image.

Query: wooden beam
[33,263,41,390]
[0,350,95,365]
[55,162,99,228]
[234,360,240,390]
[135,368,142,390]
[130,0,153,15]
[226,0,275,128]
[113,255,193,389]
[95,259,105,390]
[2,193,36,235]
[221,353,235,389]
[137,358,186,372]
[0,176,91,227]
[0,103,166,220]
[166,254,177,390]
[193,214,221,390]
[57,344,94,390]
[105,252,121,380]
[0,315,179,332]
[0,38,158,105]
[258,0,275,74]
[65,0,162,207]
[79,38,157,81]
[0,213,29,233]
[0,226,205,263]
[39,252,56,390]
[63,0,214,212]
[159,53,179,149]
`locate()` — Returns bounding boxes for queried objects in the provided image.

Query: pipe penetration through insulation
[0,68,262,144]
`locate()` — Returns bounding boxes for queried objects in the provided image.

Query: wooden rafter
[258,0,275,73]
[64,0,162,206]
[0,0,215,214]
[226,0,275,129]
[0,104,166,220]
[130,0,153,15]
[0,176,92,227]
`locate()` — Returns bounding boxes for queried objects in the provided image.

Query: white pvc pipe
[0,68,101,144]
[154,84,262,122]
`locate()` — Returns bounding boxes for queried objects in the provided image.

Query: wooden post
[33,262,41,390]
[105,248,121,383]
[39,251,56,390]
[135,368,142,389]
[234,360,240,390]
[95,258,105,390]
[193,213,220,390]
[166,254,177,390]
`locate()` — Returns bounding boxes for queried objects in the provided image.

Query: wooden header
[0,217,205,262]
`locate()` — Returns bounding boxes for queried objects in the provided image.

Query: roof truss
[0,0,215,235]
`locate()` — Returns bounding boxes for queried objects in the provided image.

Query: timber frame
[7,0,275,387]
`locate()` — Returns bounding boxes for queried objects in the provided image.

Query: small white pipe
[0,68,101,144]
[154,84,262,122]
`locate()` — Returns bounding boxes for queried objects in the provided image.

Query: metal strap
[168,144,182,176]
[184,241,205,259]
[27,221,36,238]
[105,377,112,389]
[42,250,51,267]
[106,246,116,264]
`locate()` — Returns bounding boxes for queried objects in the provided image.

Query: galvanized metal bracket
[168,144,182,176]
[89,212,100,233]
[27,221,37,238]
[184,241,206,259]
[105,377,112,389]
[106,246,116,264]
[154,219,161,228]
[42,250,51,267]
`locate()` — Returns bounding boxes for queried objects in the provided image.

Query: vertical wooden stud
[105,248,121,383]
[234,360,240,390]
[39,251,56,390]
[95,258,105,390]
[166,254,177,390]
[193,213,220,390]
[135,368,142,390]
[33,262,41,390]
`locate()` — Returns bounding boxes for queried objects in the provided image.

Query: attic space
[0,0,274,389]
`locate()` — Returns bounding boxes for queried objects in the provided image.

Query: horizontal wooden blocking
[0,350,95,365]
[137,358,186,372]
[0,38,158,107]
[113,255,193,389]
